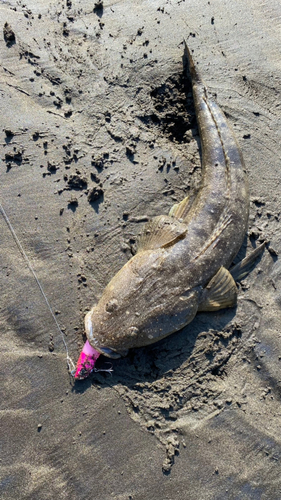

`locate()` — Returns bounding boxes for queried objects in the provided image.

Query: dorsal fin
[137,215,188,252]
[169,194,196,220]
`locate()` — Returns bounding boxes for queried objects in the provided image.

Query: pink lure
[74,340,100,380]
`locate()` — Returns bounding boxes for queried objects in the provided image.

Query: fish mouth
[85,310,94,337]
[84,311,121,359]
[98,346,121,359]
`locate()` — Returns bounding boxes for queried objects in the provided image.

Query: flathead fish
[74,43,264,380]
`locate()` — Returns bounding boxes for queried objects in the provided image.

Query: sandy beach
[1,1,281,498]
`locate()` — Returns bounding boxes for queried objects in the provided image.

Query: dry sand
[1,1,281,498]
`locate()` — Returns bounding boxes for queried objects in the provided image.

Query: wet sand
[1,1,281,498]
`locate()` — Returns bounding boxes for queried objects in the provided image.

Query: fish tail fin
[183,40,203,85]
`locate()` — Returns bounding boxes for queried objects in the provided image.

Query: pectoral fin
[137,215,188,252]
[198,267,237,311]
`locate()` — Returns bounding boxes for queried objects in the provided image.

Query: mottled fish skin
[85,43,249,358]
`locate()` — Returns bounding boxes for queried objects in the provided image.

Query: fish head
[85,249,200,355]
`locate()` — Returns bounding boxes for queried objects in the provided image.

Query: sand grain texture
[1,0,281,498]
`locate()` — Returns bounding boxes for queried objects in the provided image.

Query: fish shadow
[110,307,237,387]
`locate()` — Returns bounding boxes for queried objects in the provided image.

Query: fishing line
[0,201,76,374]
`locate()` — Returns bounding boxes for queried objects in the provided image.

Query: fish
[74,42,264,380]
